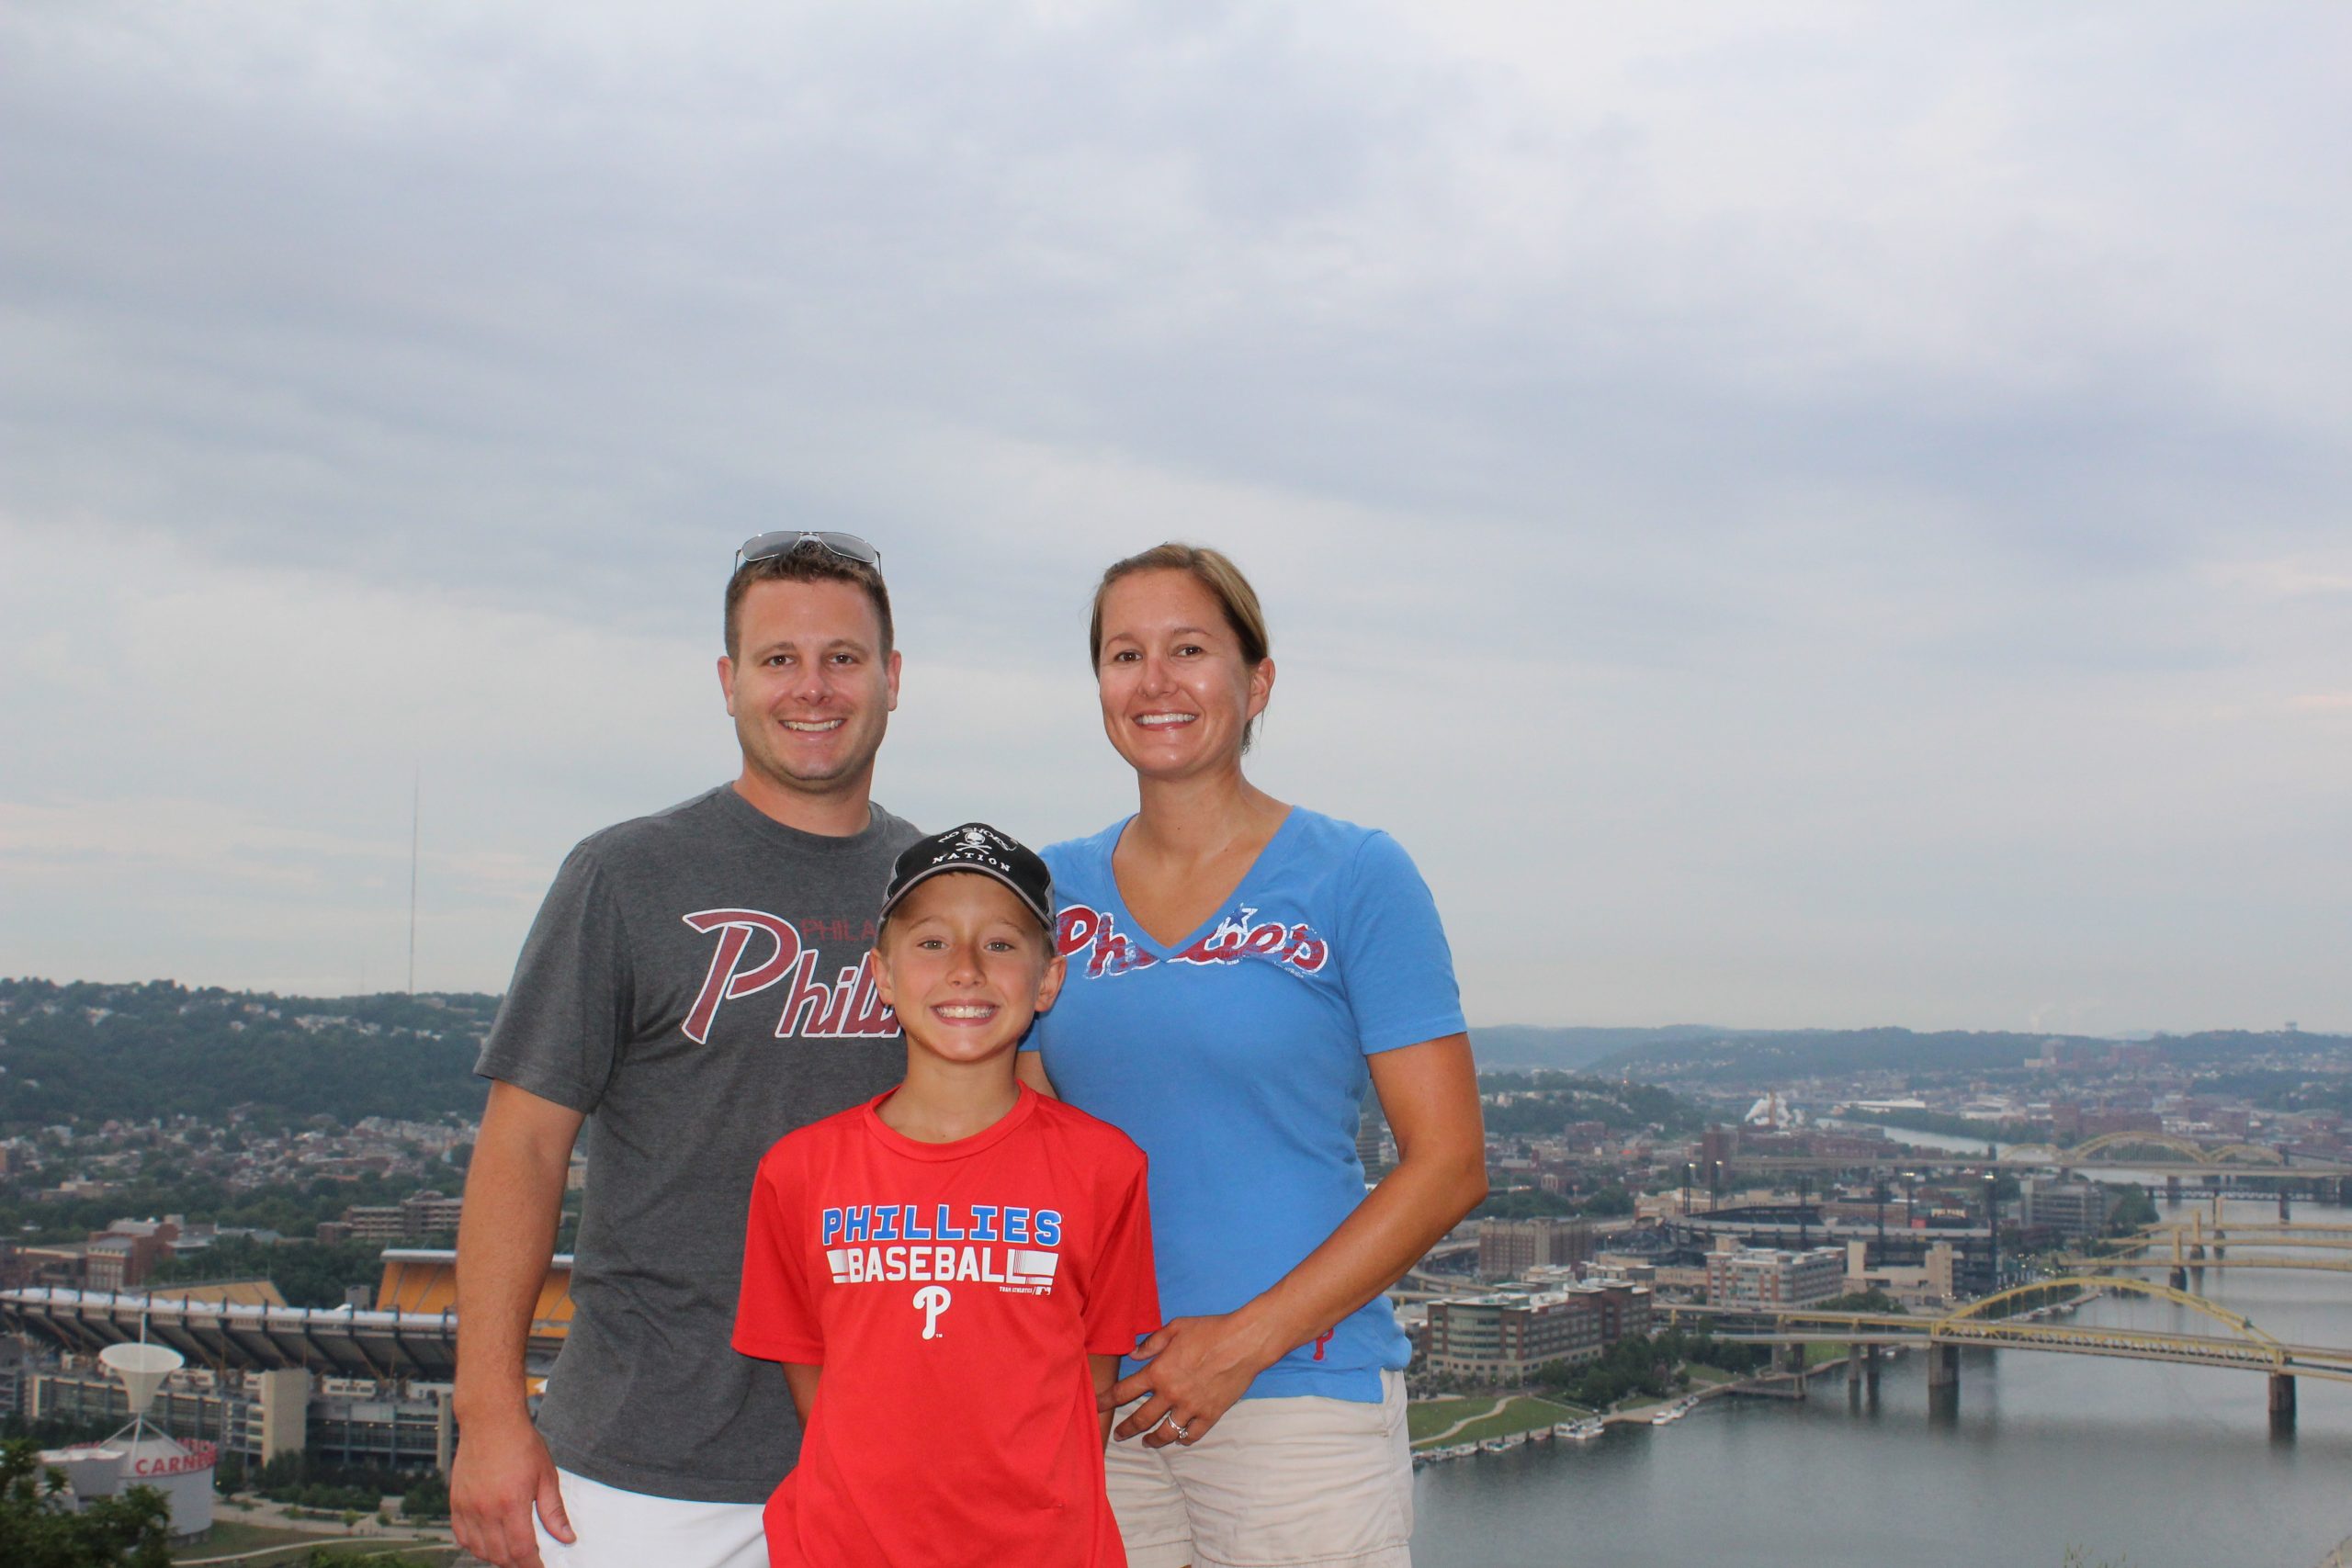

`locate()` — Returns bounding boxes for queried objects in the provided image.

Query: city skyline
[3,4,2347,1033]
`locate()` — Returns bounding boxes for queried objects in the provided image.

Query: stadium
[2,1248,572,1473]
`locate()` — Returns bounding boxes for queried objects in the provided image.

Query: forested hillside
[0,977,494,1131]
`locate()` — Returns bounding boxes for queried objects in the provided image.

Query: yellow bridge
[1665,1275,2352,1427]
[2003,1131,2290,1167]
[2069,1211,2352,1276]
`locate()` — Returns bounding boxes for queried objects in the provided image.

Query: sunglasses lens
[734,531,883,570]
[738,530,799,565]
[810,532,881,565]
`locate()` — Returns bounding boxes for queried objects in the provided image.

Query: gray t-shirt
[475,784,921,1503]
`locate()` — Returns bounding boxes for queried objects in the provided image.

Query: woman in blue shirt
[1019,542,1487,1568]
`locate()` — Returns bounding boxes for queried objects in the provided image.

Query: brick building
[338,1190,468,1246]
[1477,1216,1592,1280]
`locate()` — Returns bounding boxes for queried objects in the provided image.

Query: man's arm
[1090,1355,1122,1445]
[451,1080,586,1568]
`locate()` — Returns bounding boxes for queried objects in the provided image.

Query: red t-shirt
[733,1083,1159,1568]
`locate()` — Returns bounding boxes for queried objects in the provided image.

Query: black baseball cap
[878,823,1056,932]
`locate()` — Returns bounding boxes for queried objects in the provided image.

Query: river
[1412,1194,2352,1568]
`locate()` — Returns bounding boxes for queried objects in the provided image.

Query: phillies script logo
[1057,903,1329,981]
[681,908,898,1043]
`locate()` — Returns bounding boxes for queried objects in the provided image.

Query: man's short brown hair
[724,544,894,660]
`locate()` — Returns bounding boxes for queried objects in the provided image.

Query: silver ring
[1168,1418,1191,1439]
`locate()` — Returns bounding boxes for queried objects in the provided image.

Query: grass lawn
[1432,1395,1583,1448]
[179,1542,458,1567]
[1683,1364,1738,1386]
[1407,1396,1500,1442]
[172,1521,453,1565]
[174,1520,319,1557]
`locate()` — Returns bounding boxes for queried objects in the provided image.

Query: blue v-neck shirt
[1026,807,1466,1402]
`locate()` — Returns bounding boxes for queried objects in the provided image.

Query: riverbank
[1409,1373,1757,1451]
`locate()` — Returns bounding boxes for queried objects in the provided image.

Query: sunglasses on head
[733,531,883,572]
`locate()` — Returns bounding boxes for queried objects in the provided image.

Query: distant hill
[1470,1025,1737,1074]
[1584,1026,2352,1085]
[0,977,498,1131]
[6,977,2341,1130]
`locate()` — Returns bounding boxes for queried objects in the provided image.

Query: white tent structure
[39,1337,217,1539]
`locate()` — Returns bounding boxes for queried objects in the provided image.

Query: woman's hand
[1107,1310,1290,1447]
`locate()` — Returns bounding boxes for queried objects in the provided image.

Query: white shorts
[1108,1371,1413,1568]
[532,1468,768,1568]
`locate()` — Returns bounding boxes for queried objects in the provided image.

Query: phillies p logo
[680,908,800,1042]
[680,907,898,1043]
[914,1285,952,1339]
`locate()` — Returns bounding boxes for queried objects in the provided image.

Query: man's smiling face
[721,577,899,807]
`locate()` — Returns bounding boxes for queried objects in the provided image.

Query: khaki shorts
[1107,1371,1413,1568]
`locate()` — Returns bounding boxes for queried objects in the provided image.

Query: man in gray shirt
[452,534,922,1568]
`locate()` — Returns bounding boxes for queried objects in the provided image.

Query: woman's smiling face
[1094,568,1272,782]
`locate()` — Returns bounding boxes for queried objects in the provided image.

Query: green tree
[2107,1184,2158,1232]
[1579,1185,1635,1218]
[0,1439,172,1567]
[399,1471,449,1520]
[144,1235,388,1310]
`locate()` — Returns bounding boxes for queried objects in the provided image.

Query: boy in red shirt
[733,823,1159,1567]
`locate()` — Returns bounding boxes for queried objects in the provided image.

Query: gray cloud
[3,2,2346,1031]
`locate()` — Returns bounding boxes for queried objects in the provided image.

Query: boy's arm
[1090,1355,1122,1445]
[783,1363,822,1427]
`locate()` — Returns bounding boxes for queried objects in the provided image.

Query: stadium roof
[1,1249,573,1382]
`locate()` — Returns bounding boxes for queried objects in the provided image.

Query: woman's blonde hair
[1088,542,1272,749]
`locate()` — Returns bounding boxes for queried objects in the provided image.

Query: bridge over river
[2070,1212,2352,1283]
[1665,1272,2352,1431]
[1716,1132,2352,1206]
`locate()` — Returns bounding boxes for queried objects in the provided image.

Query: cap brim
[877,863,1055,932]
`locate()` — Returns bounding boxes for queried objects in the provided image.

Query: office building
[1704,1245,1846,1309]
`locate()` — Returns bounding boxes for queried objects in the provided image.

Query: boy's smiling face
[873,872,1064,1068]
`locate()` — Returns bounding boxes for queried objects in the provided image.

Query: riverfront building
[1704,1244,1846,1309]
[1426,1283,1651,1381]
[2020,1178,2116,1246]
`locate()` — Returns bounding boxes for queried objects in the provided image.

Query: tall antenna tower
[408,765,421,995]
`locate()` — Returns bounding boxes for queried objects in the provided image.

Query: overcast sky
[4,2,2346,1034]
